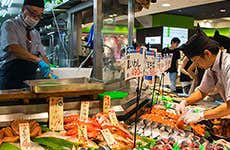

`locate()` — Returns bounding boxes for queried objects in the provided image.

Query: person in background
[187,62,205,95]
[162,37,181,93]
[0,0,58,90]
[176,30,230,124]
[179,56,193,95]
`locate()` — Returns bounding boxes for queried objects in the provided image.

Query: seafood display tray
[25,78,104,93]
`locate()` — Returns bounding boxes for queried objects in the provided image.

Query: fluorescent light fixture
[220,9,226,13]
[1,0,7,7]
[0,9,8,17]
[8,0,13,8]
[161,3,171,7]
[109,13,118,18]
[1,0,13,7]
[208,20,213,23]
[222,17,230,21]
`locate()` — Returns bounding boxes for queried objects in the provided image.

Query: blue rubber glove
[38,60,51,78]
[50,73,59,79]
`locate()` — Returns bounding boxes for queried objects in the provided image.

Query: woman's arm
[187,62,197,80]
[180,56,193,79]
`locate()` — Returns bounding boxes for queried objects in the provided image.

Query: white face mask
[22,15,39,28]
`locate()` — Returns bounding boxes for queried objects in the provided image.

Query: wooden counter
[0,89,104,101]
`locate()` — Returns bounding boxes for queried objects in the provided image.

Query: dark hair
[171,37,181,44]
[179,31,219,59]
[214,30,230,51]
[23,0,45,8]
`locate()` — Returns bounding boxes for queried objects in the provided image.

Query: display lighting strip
[1,0,13,8]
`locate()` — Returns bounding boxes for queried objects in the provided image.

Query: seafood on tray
[140,108,206,136]
[64,112,134,149]
[0,119,42,145]
[129,118,205,145]
[137,136,230,150]
[211,119,230,138]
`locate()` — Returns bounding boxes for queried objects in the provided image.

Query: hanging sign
[125,47,144,80]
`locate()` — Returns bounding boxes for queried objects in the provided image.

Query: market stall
[0,0,230,149]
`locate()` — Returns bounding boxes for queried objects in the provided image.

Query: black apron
[0,59,38,90]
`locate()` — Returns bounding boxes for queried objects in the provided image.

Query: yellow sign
[78,125,88,140]
[19,123,31,150]
[108,110,119,126]
[80,101,89,122]
[49,97,64,131]
[101,129,117,148]
[103,96,111,114]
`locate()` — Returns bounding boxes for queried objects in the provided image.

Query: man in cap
[176,31,230,124]
[0,0,58,90]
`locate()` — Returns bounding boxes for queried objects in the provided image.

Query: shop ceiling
[166,0,230,20]
[115,0,225,21]
[0,0,228,26]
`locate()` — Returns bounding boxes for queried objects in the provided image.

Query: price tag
[108,110,119,126]
[103,96,111,114]
[78,125,88,140]
[80,101,89,122]
[49,97,64,131]
[125,47,144,80]
[19,123,31,150]
[101,129,117,148]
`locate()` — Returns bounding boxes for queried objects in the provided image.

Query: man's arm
[204,101,230,119]
[185,89,207,105]
[7,44,40,62]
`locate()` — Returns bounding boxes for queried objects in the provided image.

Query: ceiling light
[222,17,230,21]
[161,3,171,7]
[208,20,213,23]
[220,9,226,13]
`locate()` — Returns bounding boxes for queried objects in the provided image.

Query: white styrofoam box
[51,68,92,79]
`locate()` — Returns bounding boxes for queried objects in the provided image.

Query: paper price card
[19,123,31,150]
[108,110,119,126]
[125,47,144,80]
[145,55,155,77]
[78,125,88,140]
[49,97,64,131]
[101,129,117,148]
[103,96,111,114]
[80,101,89,122]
